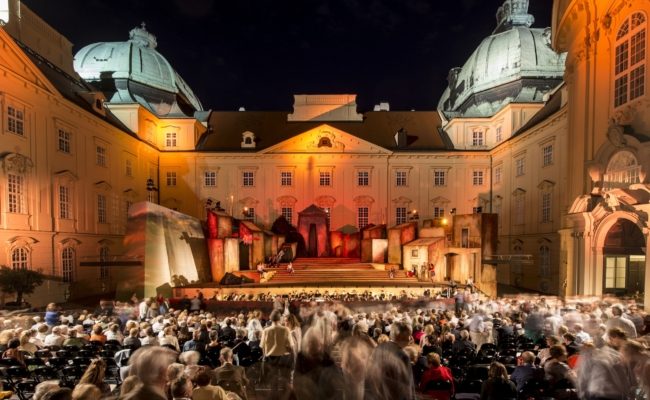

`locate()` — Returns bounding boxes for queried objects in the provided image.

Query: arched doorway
[603,219,646,296]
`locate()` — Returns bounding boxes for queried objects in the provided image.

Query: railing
[603,165,641,190]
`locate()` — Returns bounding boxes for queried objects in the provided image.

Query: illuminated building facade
[0,0,646,304]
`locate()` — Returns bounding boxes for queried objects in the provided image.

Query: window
[605,256,627,289]
[615,12,647,107]
[97,194,107,223]
[242,171,254,187]
[281,207,293,225]
[396,207,407,225]
[357,171,369,186]
[58,129,71,153]
[542,145,553,167]
[541,192,552,223]
[166,172,177,186]
[165,132,177,147]
[539,246,551,277]
[281,171,293,187]
[496,126,503,142]
[59,186,71,219]
[395,171,407,187]
[319,171,332,187]
[61,247,74,283]
[516,158,525,176]
[514,193,525,225]
[204,171,217,187]
[472,130,484,146]
[358,207,369,229]
[243,207,255,221]
[11,248,28,270]
[411,249,419,258]
[100,247,109,280]
[433,207,445,218]
[494,166,502,184]
[125,159,133,177]
[96,145,107,167]
[7,173,25,213]
[433,170,446,186]
[472,170,484,186]
[604,151,641,189]
[7,105,24,136]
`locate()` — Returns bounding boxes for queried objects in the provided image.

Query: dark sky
[22,0,552,112]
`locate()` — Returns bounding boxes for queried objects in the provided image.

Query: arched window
[11,248,28,270]
[539,245,551,277]
[61,247,75,283]
[318,137,332,148]
[614,12,646,107]
[99,247,109,280]
[604,150,641,189]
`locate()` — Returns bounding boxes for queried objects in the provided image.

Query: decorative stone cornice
[1,153,33,174]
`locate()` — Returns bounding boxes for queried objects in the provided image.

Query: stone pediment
[0,30,58,95]
[260,124,391,155]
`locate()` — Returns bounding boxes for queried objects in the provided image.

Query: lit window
[166,171,177,186]
[358,207,369,229]
[472,130,484,146]
[396,207,407,225]
[243,207,255,221]
[539,246,551,277]
[242,171,254,187]
[100,247,109,280]
[496,126,503,142]
[166,132,177,147]
[61,247,74,283]
[395,171,407,187]
[97,194,107,223]
[124,159,132,177]
[204,171,217,187]
[59,185,71,219]
[281,171,293,187]
[615,12,646,107]
[472,170,484,186]
[11,248,28,270]
[357,171,369,186]
[494,166,502,184]
[433,207,445,218]
[604,150,641,189]
[541,192,552,223]
[319,171,332,187]
[516,158,525,176]
[605,256,627,289]
[96,146,107,167]
[281,207,293,224]
[433,170,446,186]
[7,105,24,136]
[542,145,553,167]
[58,129,71,153]
[7,173,25,213]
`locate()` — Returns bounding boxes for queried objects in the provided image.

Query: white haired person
[122,346,178,400]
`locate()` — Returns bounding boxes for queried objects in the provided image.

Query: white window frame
[433,207,445,218]
[96,145,107,167]
[541,192,552,223]
[494,165,502,184]
[358,207,369,229]
[395,171,407,187]
[6,104,25,136]
[59,185,71,219]
[61,247,74,283]
[281,171,293,187]
[433,170,446,187]
[319,171,332,187]
[357,171,370,187]
[7,173,25,214]
[204,171,217,187]
[242,171,255,187]
[97,194,107,224]
[495,126,503,142]
[396,207,407,225]
[615,12,647,108]
[472,170,484,186]
[516,158,525,176]
[166,171,177,187]
[57,129,71,154]
[11,247,28,270]
[542,144,553,167]
[472,130,484,146]
[165,132,177,148]
[281,207,293,225]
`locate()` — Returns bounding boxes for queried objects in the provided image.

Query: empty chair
[34,350,52,359]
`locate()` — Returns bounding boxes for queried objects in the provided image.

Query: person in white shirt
[138,299,150,322]
[43,326,65,347]
[105,323,124,344]
[572,323,591,345]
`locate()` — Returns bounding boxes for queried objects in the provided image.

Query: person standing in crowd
[213,347,249,400]
[260,309,295,400]
[607,305,637,339]
[45,303,59,327]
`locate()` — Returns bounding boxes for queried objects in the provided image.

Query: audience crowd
[0,292,647,400]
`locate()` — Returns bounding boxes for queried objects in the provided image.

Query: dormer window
[318,137,332,148]
[241,131,256,148]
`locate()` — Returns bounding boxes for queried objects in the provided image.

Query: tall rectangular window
[7,173,25,213]
[472,170,484,186]
[541,192,552,223]
[281,207,293,224]
[61,247,74,283]
[281,171,293,187]
[319,171,332,187]
[59,186,71,219]
[165,132,177,147]
[96,145,107,167]
[166,171,177,186]
[395,171,407,187]
[100,247,109,280]
[496,126,503,142]
[396,207,407,225]
[494,166,502,184]
[515,195,525,225]
[472,130,484,146]
[433,207,445,218]
[516,158,525,176]
[204,171,217,187]
[125,159,133,177]
[433,170,446,186]
[614,13,646,107]
[242,171,254,187]
[357,171,369,186]
[357,207,369,229]
[7,105,24,136]
[97,194,107,223]
[11,248,28,270]
[605,256,627,289]
[58,129,71,153]
[542,145,553,167]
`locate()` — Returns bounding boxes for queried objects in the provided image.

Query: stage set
[115,202,499,300]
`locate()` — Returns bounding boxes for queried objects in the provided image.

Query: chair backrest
[424,379,452,391]
[218,379,243,394]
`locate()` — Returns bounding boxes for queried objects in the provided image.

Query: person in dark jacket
[212,347,249,400]
[480,362,517,400]
[510,351,540,391]
[452,330,476,354]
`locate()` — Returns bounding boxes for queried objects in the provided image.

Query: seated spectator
[510,351,539,391]
[183,330,206,354]
[480,362,517,400]
[544,345,576,386]
[141,327,159,347]
[34,381,61,400]
[19,329,38,354]
[419,352,454,400]
[70,383,100,400]
[572,323,591,345]
[119,375,141,398]
[123,346,178,400]
[213,347,249,400]
[123,327,142,351]
[63,329,86,348]
[538,336,561,366]
[89,324,106,344]
[44,326,65,347]
[170,376,193,400]
[2,338,25,366]
[452,329,476,354]
[192,368,228,400]
[106,323,124,344]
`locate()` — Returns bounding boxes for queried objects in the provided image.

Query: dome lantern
[129,22,157,49]
[494,0,535,34]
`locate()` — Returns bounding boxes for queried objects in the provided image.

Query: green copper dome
[73,24,203,117]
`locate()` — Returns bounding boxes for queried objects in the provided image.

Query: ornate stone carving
[1,153,33,174]
[607,119,627,147]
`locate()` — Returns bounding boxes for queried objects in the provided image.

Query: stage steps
[267,264,417,284]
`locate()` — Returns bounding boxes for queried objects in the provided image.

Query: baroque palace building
[0,0,647,305]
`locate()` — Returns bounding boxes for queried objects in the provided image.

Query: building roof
[404,238,444,246]
[438,0,565,119]
[197,110,448,152]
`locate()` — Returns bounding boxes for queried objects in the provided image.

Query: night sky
[22,0,552,112]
